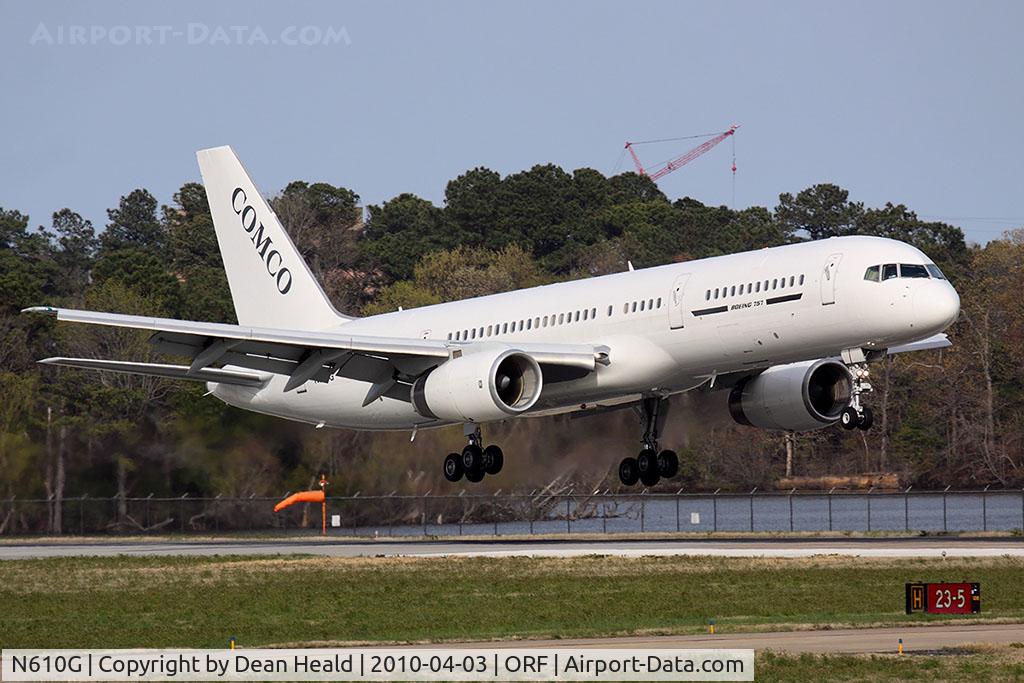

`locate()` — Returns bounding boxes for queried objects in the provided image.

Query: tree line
[1,164,1021,532]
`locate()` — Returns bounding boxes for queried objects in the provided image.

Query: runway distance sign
[905,582,980,614]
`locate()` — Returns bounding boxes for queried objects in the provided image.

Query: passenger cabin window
[607,305,613,316]
[864,265,881,282]
[799,274,805,285]
[900,263,929,278]
[882,264,898,281]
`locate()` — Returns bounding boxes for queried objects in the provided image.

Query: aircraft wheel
[840,407,859,430]
[637,448,659,475]
[483,444,504,475]
[465,468,485,483]
[640,467,660,488]
[857,407,874,431]
[461,444,484,473]
[443,453,464,482]
[618,458,640,486]
[658,449,679,478]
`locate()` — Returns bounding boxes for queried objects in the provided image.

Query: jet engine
[728,359,853,432]
[411,347,543,423]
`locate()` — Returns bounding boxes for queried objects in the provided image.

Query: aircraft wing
[24,307,608,395]
[886,333,951,355]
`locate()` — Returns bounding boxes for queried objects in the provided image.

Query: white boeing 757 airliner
[25,147,960,486]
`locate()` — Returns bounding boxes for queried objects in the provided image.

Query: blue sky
[1,0,1021,245]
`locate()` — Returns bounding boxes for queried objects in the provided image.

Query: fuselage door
[669,273,691,329]
[820,253,843,305]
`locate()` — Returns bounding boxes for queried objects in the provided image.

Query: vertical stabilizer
[196,146,352,330]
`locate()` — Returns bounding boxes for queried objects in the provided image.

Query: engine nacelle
[729,359,853,432]
[411,347,543,423]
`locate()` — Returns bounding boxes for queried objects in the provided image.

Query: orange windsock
[273,489,325,512]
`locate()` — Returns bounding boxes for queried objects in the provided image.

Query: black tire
[637,448,658,474]
[465,468,485,483]
[640,467,660,488]
[483,444,504,475]
[857,407,874,431]
[840,407,859,430]
[461,444,484,472]
[658,449,679,478]
[618,457,640,486]
[443,452,463,482]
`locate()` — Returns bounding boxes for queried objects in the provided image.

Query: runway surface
[466,623,1024,654]
[1,536,1022,559]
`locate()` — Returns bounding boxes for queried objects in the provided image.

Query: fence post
[828,487,834,532]
[943,485,950,532]
[641,494,646,533]
[904,485,911,531]
[713,489,719,532]
[982,485,989,532]
[145,494,152,531]
[180,493,188,533]
[602,491,608,534]
[80,495,86,535]
[789,488,796,532]
[749,487,757,532]
[866,486,874,532]
[676,493,681,532]
[530,496,534,535]
[493,490,499,537]
[567,496,571,534]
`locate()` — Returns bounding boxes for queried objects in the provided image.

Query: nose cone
[913,281,960,333]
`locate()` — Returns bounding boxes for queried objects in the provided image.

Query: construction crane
[624,124,739,182]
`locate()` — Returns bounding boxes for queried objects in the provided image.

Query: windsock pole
[319,474,328,537]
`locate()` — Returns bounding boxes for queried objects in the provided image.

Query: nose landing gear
[442,425,504,483]
[618,396,680,487]
[840,362,874,431]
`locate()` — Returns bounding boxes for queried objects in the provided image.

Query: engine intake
[729,359,852,432]
[412,347,543,423]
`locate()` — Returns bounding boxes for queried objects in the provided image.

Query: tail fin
[196,146,352,330]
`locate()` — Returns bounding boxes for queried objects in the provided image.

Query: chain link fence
[1,489,1022,536]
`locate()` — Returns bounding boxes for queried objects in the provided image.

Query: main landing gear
[840,362,874,431]
[443,425,504,483]
[618,397,680,487]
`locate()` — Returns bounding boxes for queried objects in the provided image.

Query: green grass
[756,647,1024,681]
[0,555,1022,648]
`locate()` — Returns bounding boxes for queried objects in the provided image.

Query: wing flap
[38,358,267,387]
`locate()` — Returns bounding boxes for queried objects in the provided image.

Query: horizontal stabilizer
[38,358,267,387]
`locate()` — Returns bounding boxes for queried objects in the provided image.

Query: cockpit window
[900,263,929,279]
[863,265,880,282]
[926,263,946,280]
[882,264,898,281]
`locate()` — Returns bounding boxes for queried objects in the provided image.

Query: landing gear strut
[443,424,504,483]
[841,361,874,431]
[618,396,679,487]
